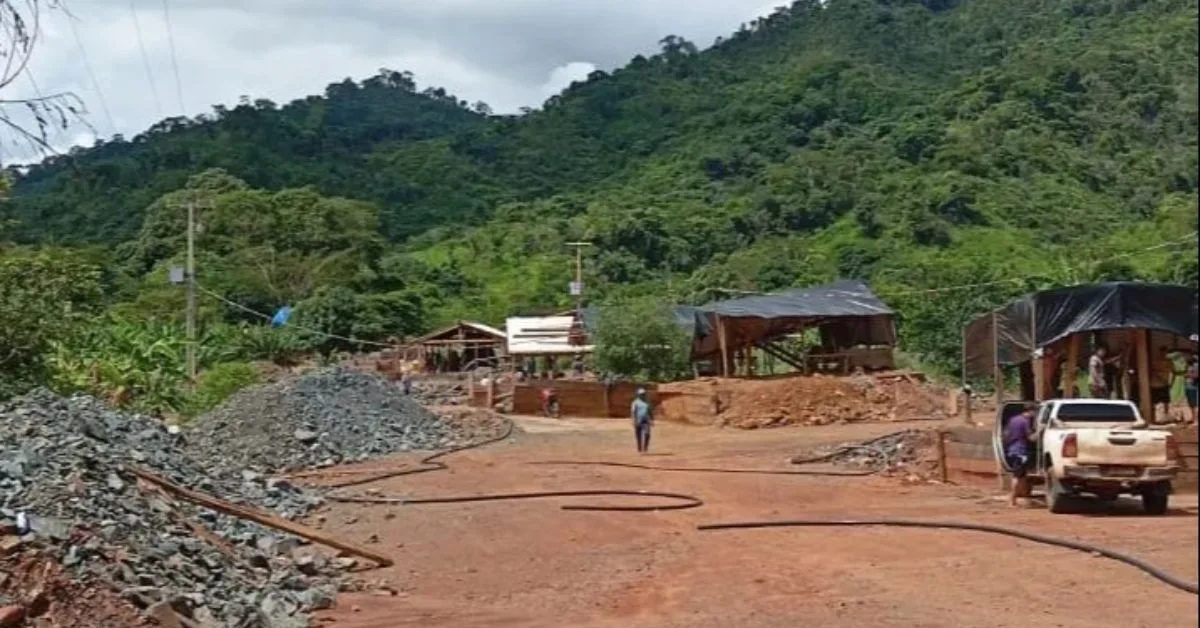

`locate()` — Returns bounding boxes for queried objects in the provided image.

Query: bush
[591,299,693,382]
[185,362,262,417]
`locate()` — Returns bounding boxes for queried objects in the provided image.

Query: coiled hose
[319,417,704,511]
[697,518,1199,595]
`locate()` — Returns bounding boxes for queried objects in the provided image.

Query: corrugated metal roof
[505,315,593,355]
[410,320,507,344]
[701,279,894,319]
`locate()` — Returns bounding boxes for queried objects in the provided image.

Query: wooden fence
[935,425,1198,493]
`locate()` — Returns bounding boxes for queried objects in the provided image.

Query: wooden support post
[717,315,729,378]
[486,377,496,409]
[1033,355,1045,402]
[1064,334,1080,398]
[130,468,394,567]
[992,312,1004,403]
[1136,329,1152,423]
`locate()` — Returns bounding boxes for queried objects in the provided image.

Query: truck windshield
[1055,403,1138,423]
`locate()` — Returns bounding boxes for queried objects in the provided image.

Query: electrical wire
[696,518,1199,595]
[59,11,115,138]
[160,0,186,114]
[195,283,396,349]
[127,0,163,120]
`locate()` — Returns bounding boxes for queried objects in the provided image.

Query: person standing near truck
[1088,346,1117,398]
[1003,405,1039,508]
[631,388,654,453]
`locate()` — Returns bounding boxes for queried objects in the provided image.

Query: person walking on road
[631,388,654,454]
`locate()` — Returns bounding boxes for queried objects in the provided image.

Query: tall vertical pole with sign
[566,242,592,346]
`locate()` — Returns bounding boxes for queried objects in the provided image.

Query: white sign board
[569,281,583,297]
[168,266,185,285]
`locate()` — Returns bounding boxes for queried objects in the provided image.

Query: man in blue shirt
[631,388,654,453]
[1003,404,1039,507]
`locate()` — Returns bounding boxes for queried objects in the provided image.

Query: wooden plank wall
[937,426,1000,488]
[511,381,660,418]
[936,425,1199,493]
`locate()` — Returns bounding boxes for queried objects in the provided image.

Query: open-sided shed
[402,320,506,372]
[963,281,1198,421]
[696,279,897,376]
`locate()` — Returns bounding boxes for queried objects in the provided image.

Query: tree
[591,299,692,382]
[0,248,103,398]
[0,1,89,159]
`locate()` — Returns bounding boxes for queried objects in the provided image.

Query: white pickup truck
[995,399,1179,515]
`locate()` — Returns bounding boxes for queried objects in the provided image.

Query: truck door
[1032,403,1051,475]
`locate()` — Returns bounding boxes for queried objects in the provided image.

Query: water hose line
[697,518,1199,595]
[319,417,704,511]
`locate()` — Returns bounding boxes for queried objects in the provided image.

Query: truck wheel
[1141,483,1170,516]
[1046,474,1070,514]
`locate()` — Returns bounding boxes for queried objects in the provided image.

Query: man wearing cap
[630,388,654,453]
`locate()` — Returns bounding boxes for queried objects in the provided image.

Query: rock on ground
[188,366,483,473]
[0,389,340,627]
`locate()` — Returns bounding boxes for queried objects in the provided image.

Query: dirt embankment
[659,372,951,429]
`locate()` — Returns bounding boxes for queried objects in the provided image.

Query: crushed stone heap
[188,366,482,473]
[0,389,342,628]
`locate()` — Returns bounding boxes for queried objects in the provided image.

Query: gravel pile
[189,367,474,473]
[0,390,343,627]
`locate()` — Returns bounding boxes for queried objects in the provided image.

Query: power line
[63,12,116,136]
[21,69,69,148]
[159,0,186,115]
[127,0,163,120]
[195,283,396,349]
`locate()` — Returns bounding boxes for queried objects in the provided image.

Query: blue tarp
[271,306,293,328]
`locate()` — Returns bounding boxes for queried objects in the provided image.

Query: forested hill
[6,70,489,242]
[4,0,1198,375]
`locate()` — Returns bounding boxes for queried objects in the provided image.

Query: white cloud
[1,0,778,163]
[539,62,597,102]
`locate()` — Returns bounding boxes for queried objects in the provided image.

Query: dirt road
[310,418,1198,628]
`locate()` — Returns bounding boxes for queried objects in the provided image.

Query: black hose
[696,518,1199,595]
[530,460,873,477]
[321,416,705,512]
[331,489,703,512]
[325,418,517,489]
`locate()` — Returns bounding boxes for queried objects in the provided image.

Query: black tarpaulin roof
[963,281,1199,378]
[700,279,895,319]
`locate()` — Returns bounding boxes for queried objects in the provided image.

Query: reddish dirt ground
[658,372,951,428]
[307,417,1198,628]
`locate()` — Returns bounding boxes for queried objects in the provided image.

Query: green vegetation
[1,0,1197,403]
[591,300,693,382]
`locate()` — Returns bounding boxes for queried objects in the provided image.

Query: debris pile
[0,390,344,627]
[190,367,482,473]
[0,546,152,628]
[658,373,949,429]
[791,429,939,478]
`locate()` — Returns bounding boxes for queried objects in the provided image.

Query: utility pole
[185,199,197,382]
[565,241,592,349]
[565,242,592,311]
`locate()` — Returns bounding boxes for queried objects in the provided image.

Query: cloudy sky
[3,0,781,161]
